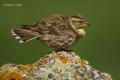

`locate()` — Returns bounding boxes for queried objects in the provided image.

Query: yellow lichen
[51,52,58,59]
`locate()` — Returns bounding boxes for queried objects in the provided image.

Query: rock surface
[0,51,112,80]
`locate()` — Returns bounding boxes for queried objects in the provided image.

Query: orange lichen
[33,58,45,66]
[80,59,87,65]
[0,71,26,80]
[58,55,68,64]
[21,65,33,76]
[26,72,32,76]
[51,52,69,64]
[22,64,31,70]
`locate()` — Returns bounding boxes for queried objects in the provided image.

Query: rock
[0,51,112,80]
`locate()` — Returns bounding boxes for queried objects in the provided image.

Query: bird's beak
[82,22,90,27]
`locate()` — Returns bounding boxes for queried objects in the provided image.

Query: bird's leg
[65,49,73,52]
[55,48,73,53]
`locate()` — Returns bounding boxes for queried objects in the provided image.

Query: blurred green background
[0,0,120,79]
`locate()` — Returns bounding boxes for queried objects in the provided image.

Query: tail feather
[11,29,39,43]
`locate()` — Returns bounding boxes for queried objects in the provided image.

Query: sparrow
[11,14,90,50]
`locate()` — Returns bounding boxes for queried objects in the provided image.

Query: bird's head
[69,14,90,36]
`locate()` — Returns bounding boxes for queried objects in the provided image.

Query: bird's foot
[55,49,73,53]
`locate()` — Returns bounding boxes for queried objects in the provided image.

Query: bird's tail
[11,28,39,43]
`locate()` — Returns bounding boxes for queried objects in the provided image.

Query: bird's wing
[21,23,50,35]
[41,15,70,36]
[39,34,74,49]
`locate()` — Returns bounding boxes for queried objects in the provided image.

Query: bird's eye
[79,21,82,23]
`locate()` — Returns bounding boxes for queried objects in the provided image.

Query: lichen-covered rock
[0,51,112,80]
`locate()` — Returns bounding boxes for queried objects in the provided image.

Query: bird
[11,14,90,51]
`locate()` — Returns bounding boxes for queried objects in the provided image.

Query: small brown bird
[11,14,90,50]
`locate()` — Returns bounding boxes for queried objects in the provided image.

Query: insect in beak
[78,28,86,36]
[77,21,90,36]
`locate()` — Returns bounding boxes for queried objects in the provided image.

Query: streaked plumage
[11,14,90,50]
